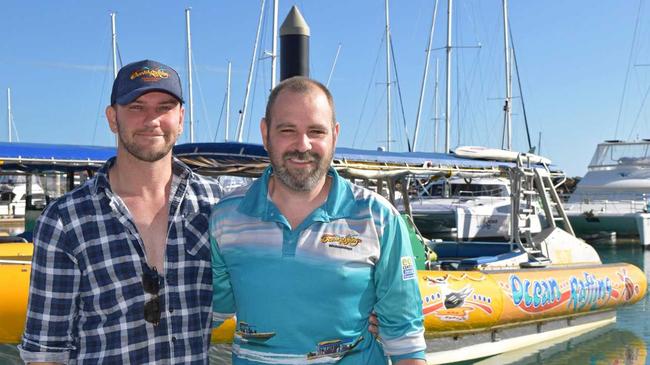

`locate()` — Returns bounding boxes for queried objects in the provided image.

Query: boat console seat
[427,242,519,270]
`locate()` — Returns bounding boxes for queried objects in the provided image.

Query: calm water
[2,244,648,365]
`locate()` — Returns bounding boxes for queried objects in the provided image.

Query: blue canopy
[0,142,115,172]
[173,142,514,167]
[172,142,537,178]
[0,141,553,175]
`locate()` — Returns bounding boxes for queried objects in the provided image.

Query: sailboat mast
[226,61,231,142]
[502,0,512,150]
[444,0,453,153]
[7,88,11,143]
[413,0,439,151]
[237,0,266,142]
[385,0,392,152]
[110,12,118,79]
[185,8,195,143]
[434,59,439,152]
[271,0,279,89]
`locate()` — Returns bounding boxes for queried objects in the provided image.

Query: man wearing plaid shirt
[19,60,223,364]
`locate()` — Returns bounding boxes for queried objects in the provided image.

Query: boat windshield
[423,181,509,198]
[589,142,650,169]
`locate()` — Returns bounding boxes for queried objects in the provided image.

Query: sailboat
[404,0,548,243]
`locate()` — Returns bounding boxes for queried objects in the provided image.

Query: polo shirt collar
[238,166,356,224]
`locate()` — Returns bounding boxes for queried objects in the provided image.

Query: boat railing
[569,198,648,213]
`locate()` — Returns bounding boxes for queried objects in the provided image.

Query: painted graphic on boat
[418,266,646,331]
[422,273,495,322]
[306,336,363,360]
[235,321,276,342]
[501,268,643,313]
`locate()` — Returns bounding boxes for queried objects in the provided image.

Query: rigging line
[245,0,271,143]
[614,0,645,138]
[9,111,19,142]
[462,42,485,146]
[326,43,342,88]
[93,69,110,144]
[363,92,387,148]
[389,36,412,152]
[116,43,123,69]
[245,60,264,143]
[508,18,533,152]
[626,82,650,140]
[191,55,214,141]
[352,33,385,147]
[91,32,113,145]
[213,89,227,142]
[8,110,19,142]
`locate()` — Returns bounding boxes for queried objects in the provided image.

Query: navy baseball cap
[111,59,184,105]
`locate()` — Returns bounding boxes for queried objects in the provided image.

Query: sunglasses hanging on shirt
[142,265,163,326]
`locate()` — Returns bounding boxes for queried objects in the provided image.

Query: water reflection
[476,327,647,365]
[0,344,20,365]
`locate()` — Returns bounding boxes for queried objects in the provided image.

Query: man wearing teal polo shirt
[210,76,426,364]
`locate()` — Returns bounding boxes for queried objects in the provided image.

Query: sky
[1,1,650,177]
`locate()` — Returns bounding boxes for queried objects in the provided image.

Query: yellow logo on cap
[130,68,170,82]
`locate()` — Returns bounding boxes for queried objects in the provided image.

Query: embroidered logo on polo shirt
[320,234,362,251]
[401,256,416,281]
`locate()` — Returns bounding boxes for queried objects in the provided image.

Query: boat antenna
[413,0,439,151]
[508,19,534,152]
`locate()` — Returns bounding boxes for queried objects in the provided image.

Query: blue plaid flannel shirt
[19,157,223,364]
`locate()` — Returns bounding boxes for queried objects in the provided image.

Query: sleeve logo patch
[401,256,416,281]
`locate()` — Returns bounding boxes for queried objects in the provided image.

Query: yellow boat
[1,239,646,356]
[174,143,647,363]
[0,142,647,364]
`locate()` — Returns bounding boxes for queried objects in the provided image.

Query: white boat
[404,174,543,241]
[454,146,552,165]
[565,140,650,247]
[0,181,46,218]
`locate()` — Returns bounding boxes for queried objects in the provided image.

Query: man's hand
[368,312,379,336]
[368,313,426,364]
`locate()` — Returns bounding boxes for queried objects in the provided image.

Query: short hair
[264,76,336,127]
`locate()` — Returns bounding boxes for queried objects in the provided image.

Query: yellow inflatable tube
[1,242,646,345]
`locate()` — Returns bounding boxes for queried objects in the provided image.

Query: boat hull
[567,212,639,237]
